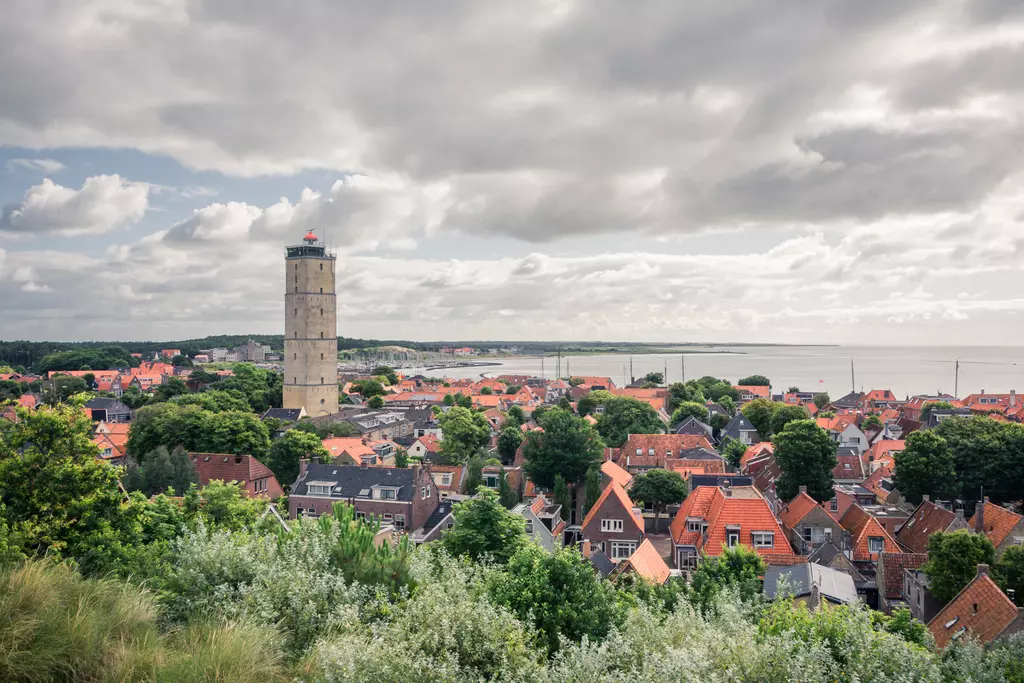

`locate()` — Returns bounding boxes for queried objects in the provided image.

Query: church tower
[283,231,338,416]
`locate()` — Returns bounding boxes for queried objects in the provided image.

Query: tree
[738,375,771,387]
[214,363,282,411]
[154,376,190,402]
[291,420,361,439]
[127,403,271,459]
[716,395,736,416]
[557,395,573,412]
[671,401,707,425]
[266,429,329,488]
[922,530,996,603]
[465,455,484,495]
[440,489,526,564]
[583,467,602,517]
[769,404,808,436]
[505,385,521,395]
[0,379,25,401]
[442,393,455,406]
[933,417,1021,504]
[720,437,748,469]
[367,395,384,409]
[351,379,384,398]
[740,398,777,438]
[689,544,767,613]
[708,412,729,436]
[438,406,491,464]
[921,401,956,422]
[184,481,267,532]
[576,392,597,417]
[170,389,250,413]
[596,396,663,447]
[695,377,740,403]
[630,469,688,527]
[394,448,409,468]
[171,354,193,367]
[480,386,493,395]
[997,545,1024,606]
[497,468,519,508]
[454,393,473,409]
[643,372,664,385]
[786,386,800,393]
[522,408,604,488]
[370,365,399,385]
[41,375,88,405]
[123,445,199,496]
[773,419,837,502]
[489,544,624,655]
[667,382,705,413]
[505,405,526,428]
[812,392,831,410]
[893,430,958,505]
[497,426,524,464]
[553,475,571,521]
[861,414,883,430]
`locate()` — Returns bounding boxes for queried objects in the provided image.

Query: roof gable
[581,482,644,537]
[969,501,1024,547]
[929,572,1019,649]
[896,501,957,553]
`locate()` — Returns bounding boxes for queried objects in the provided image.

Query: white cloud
[0,175,149,236]
[6,158,66,174]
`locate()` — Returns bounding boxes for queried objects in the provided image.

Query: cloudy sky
[2,0,1023,344]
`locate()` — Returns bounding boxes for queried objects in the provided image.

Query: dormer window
[635,448,642,456]
[752,531,774,548]
[726,524,741,547]
[686,517,703,533]
[601,519,624,533]
[868,536,884,553]
[373,487,398,500]
[648,447,655,456]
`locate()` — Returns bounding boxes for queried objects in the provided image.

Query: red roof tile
[581,482,644,537]
[896,501,957,553]
[839,504,900,561]
[600,460,634,489]
[969,501,1024,548]
[929,573,1020,649]
[879,551,927,599]
[670,486,792,559]
[615,538,671,584]
[778,491,827,529]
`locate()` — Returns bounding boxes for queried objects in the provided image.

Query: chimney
[922,494,930,503]
[1012,390,1017,407]
[955,508,965,522]
[981,389,986,395]
[799,485,808,495]
[975,497,988,534]
[977,564,990,578]
[299,458,310,477]
[582,539,592,558]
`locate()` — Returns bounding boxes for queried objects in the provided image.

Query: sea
[404,346,1024,399]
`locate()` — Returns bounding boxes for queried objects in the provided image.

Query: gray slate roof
[292,463,418,500]
[261,408,304,422]
[763,562,859,605]
[722,413,760,442]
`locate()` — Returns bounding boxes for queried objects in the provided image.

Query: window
[610,541,636,560]
[320,332,324,338]
[850,436,860,444]
[319,287,323,293]
[524,519,534,534]
[355,511,366,520]
[321,353,324,360]
[647,447,655,456]
[293,353,297,360]
[320,308,324,316]
[601,519,624,533]
[445,521,455,530]
[394,514,405,529]
[686,518,703,533]
[752,532,774,548]
[293,309,297,316]
[321,377,324,384]
[868,536,884,553]
[307,484,332,496]
[727,531,740,547]
[320,399,325,405]
[635,448,642,456]
[374,488,397,500]
[420,486,427,499]
[483,474,499,488]
[382,513,393,522]
[307,508,318,516]
[320,263,323,270]
[440,474,453,486]
[830,498,839,512]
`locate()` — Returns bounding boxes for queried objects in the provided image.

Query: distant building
[190,453,283,499]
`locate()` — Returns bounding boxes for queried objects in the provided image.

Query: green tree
[438,406,491,464]
[893,430,958,505]
[997,545,1024,606]
[920,401,956,422]
[123,445,199,496]
[454,393,473,409]
[443,393,455,407]
[127,403,271,459]
[440,489,526,564]
[922,530,996,603]
[643,372,664,385]
[773,419,837,502]
[291,420,361,439]
[720,437,749,469]
[933,417,1012,503]
[671,401,707,425]
[489,544,624,655]
[695,376,740,403]
[505,405,526,428]
[266,429,329,488]
[596,396,663,447]
[0,379,25,401]
[667,381,705,413]
[171,354,193,367]
[812,392,831,410]
[154,376,190,402]
[215,363,282,411]
[184,481,268,532]
[370,365,399,385]
[522,408,604,488]
[351,379,384,398]
[709,412,729,436]
[505,385,521,395]
[394,448,409,468]
[738,375,771,387]
[367,395,384,409]
[689,544,767,613]
[170,389,250,413]
[497,468,519,508]
[576,392,597,417]
[740,398,778,438]
[480,386,493,395]
[716,395,736,416]
[553,475,571,522]
[497,426,524,463]
[861,414,883,430]
[465,455,484,495]
[203,410,272,458]
[630,469,688,527]
[583,467,602,517]
[769,404,808,436]
[786,386,800,393]
[41,375,88,405]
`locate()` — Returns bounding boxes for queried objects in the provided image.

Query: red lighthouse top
[303,231,318,242]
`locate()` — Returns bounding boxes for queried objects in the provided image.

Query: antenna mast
[954,358,960,397]
[851,359,856,393]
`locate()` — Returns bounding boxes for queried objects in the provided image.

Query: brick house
[876,551,928,615]
[928,565,1024,649]
[778,487,843,555]
[580,482,646,562]
[617,433,717,474]
[969,498,1024,557]
[288,462,439,532]
[190,453,284,499]
[895,497,969,554]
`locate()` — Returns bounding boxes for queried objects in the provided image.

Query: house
[962,391,1021,413]
[833,447,866,483]
[617,433,716,473]
[83,397,132,423]
[261,407,306,434]
[189,453,283,499]
[826,484,878,519]
[861,465,900,505]
[876,551,928,615]
[863,439,905,474]
[829,391,864,411]
[860,389,900,413]
[901,565,944,624]
[409,434,442,460]
[734,385,770,403]
[721,412,760,445]
[674,415,715,441]
[778,487,843,555]
[669,484,797,570]
[740,441,774,470]
[323,437,380,466]
[410,499,457,544]
[580,482,646,562]
[600,460,633,490]
[763,563,858,607]
[511,494,566,552]
[857,504,910,537]
[160,349,182,359]
[288,461,440,532]
[837,504,900,563]
[896,497,969,554]
[609,538,672,585]
[428,464,466,499]
[817,417,870,455]
[902,395,963,422]
[92,432,128,465]
[928,565,1023,649]
[969,498,1024,556]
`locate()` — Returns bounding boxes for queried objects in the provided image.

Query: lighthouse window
[319,287,323,294]
[320,332,324,338]
[320,353,324,360]
[320,308,323,316]
[293,353,296,360]
[319,263,323,271]
[321,377,324,384]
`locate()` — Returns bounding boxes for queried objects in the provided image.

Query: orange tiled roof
[600,460,634,489]
[581,482,644,536]
[18,394,38,409]
[617,538,671,584]
[666,457,726,474]
[816,416,853,432]
[863,439,905,471]
[861,465,893,499]
[969,501,1023,548]
[839,504,900,561]
[670,486,793,559]
[929,573,1020,649]
[740,442,774,469]
[621,433,715,466]
[778,491,826,529]
[734,385,770,399]
[323,437,375,461]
